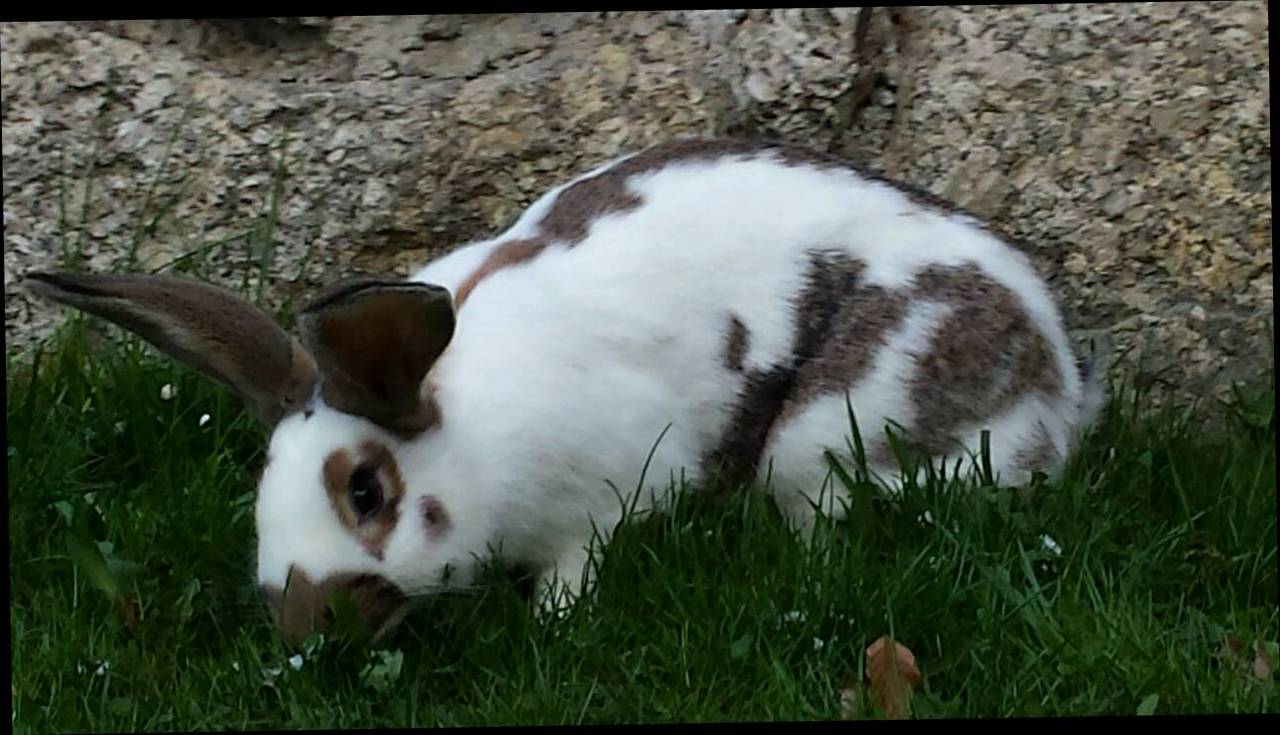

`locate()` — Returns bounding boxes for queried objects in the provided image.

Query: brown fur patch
[264,565,409,645]
[830,266,1063,469]
[419,495,452,541]
[445,136,1039,315]
[705,368,795,490]
[706,251,908,488]
[866,438,901,471]
[322,449,357,528]
[906,264,1062,456]
[453,237,548,308]
[1010,422,1059,473]
[780,254,911,420]
[322,441,406,561]
[453,138,858,309]
[535,139,782,244]
[722,315,750,372]
[706,254,1064,487]
[447,136,1035,312]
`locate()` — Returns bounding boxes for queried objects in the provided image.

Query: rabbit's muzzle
[261,564,410,645]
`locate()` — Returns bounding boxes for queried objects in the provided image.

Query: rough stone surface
[2,8,1272,402]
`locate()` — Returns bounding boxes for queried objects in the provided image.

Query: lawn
[7,310,1277,729]
[8,132,1278,727]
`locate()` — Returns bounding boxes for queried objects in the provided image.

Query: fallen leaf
[1216,634,1277,682]
[865,635,922,719]
[117,596,138,631]
[1253,643,1273,679]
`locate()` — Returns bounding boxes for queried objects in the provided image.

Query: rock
[134,77,175,114]
[0,7,1271,405]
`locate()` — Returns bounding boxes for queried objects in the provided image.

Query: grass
[6,312,1277,729]
[9,132,1276,729]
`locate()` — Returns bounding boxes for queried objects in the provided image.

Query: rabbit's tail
[1071,342,1109,452]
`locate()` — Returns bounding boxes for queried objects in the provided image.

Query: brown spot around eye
[322,442,406,561]
[420,495,452,541]
[323,448,357,529]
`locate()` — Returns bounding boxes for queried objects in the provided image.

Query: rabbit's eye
[348,464,384,521]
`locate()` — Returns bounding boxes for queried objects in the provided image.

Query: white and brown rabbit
[26,137,1103,643]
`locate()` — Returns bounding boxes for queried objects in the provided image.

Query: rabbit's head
[25,271,477,644]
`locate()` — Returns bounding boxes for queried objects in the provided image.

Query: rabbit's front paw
[532,542,598,621]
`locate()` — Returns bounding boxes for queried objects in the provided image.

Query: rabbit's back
[413,139,1090,501]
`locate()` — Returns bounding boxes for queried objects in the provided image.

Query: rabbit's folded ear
[298,278,455,434]
[24,271,319,427]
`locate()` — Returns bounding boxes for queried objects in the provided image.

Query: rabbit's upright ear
[298,279,455,434]
[24,271,319,427]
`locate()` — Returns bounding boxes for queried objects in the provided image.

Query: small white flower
[262,665,283,685]
[231,661,241,672]
[782,610,806,624]
[76,662,86,674]
[288,654,304,670]
[113,421,127,435]
[94,661,109,676]
[1040,534,1063,556]
[160,383,174,401]
[198,413,211,427]
[917,510,934,525]
[812,637,825,651]
[839,687,857,719]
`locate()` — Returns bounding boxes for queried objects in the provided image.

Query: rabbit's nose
[271,563,408,645]
[274,564,333,645]
[259,582,285,626]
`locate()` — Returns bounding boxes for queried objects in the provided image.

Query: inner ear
[299,278,455,433]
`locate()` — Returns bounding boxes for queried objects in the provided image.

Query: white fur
[255,142,1099,613]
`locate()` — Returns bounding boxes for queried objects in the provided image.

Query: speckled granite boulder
[2,7,1270,400]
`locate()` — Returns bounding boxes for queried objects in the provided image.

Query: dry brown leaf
[865,635,922,719]
[1253,644,1273,680]
[1218,634,1246,670]
[118,596,139,631]
[1216,634,1277,682]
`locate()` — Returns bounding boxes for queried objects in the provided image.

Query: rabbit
[25,137,1104,644]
